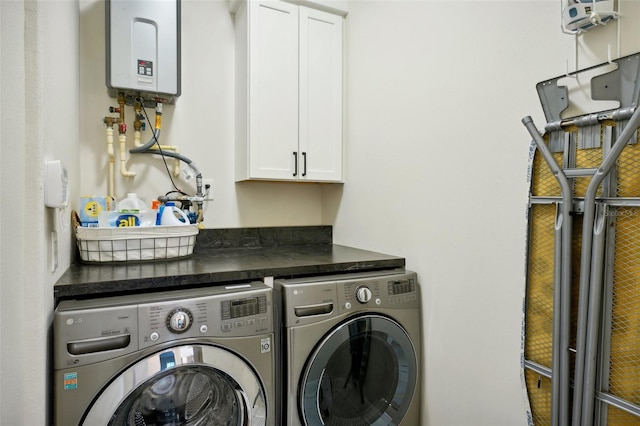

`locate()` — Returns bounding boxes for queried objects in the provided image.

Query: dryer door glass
[299,314,417,426]
[83,344,267,425]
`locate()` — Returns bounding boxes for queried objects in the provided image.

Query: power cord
[138,100,189,198]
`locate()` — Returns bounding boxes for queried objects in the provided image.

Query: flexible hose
[130,128,161,153]
[136,148,193,165]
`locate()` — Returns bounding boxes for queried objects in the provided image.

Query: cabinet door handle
[293,152,298,177]
[302,152,307,177]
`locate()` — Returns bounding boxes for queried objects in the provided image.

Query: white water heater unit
[106,0,181,103]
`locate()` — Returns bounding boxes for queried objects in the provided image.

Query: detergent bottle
[100,193,155,227]
[117,193,147,212]
[160,202,189,226]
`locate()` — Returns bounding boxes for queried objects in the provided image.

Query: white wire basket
[75,224,199,263]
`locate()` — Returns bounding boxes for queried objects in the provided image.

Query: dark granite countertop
[54,227,405,302]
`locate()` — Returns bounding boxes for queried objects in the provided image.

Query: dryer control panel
[276,269,419,327]
[339,272,418,312]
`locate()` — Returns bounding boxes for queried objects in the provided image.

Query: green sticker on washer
[63,372,78,390]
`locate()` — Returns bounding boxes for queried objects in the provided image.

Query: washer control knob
[355,286,372,304]
[345,302,352,310]
[150,332,160,341]
[167,308,193,333]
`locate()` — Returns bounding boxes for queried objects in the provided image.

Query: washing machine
[53,281,276,425]
[275,268,422,426]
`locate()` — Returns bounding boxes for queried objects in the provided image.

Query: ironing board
[522,52,640,426]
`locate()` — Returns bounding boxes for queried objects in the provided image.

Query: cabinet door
[298,7,343,182]
[248,1,299,180]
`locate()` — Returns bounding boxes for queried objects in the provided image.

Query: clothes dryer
[275,269,421,426]
[53,281,276,425]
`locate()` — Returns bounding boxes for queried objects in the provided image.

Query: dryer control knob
[167,308,193,333]
[355,286,372,304]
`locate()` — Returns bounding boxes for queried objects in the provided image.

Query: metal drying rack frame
[522,52,640,426]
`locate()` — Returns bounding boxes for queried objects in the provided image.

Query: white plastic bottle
[160,202,189,226]
[117,193,147,212]
[112,193,155,227]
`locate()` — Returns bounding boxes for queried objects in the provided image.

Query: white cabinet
[234,0,344,182]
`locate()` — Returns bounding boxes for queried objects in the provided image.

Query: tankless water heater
[106,0,181,103]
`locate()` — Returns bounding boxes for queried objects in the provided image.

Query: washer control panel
[139,288,271,348]
[53,282,273,368]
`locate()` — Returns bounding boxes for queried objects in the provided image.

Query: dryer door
[299,314,417,426]
[82,344,266,425]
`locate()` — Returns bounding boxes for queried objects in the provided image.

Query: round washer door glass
[83,344,266,426]
[300,314,417,426]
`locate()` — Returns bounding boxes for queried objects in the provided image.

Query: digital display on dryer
[221,295,267,319]
[387,278,416,295]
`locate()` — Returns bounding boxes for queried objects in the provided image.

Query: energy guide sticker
[64,372,78,390]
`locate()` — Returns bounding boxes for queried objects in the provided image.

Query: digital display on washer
[388,278,416,295]
[221,295,267,319]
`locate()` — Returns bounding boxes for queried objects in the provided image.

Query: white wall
[2,0,640,425]
[79,0,325,228]
[0,1,79,425]
[326,1,640,425]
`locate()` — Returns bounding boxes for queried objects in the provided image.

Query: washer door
[299,314,417,426]
[83,344,266,426]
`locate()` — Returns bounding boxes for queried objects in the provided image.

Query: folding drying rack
[522,52,640,426]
